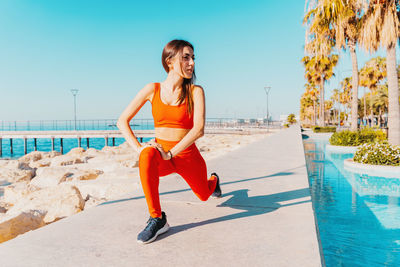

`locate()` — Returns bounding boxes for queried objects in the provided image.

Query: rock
[84,194,106,209]
[43,151,61,158]
[67,147,85,156]
[84,148,102,157]
[0,210,46,243]
[7,184,85,224]
[3,160,19,169]
[199,146,210,152]
[50,155,85,167]
[0,201,9,213]
[30,167,74,188]
[0,168,34,183]
[101,146,117,155]
[66,169,103,181]
[18,151,44,164]
[64,175,139,201]
[120,159,139,168]
[0,160,10,168]
[3,182,40,205]
[30,158,51,168]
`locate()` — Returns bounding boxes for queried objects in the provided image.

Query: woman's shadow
[158,187,311,240]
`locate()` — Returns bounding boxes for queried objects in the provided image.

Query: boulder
[18,151,44,164]
[0,210,46,243]
[30,167,74,188]
[3,182,40,205]
[0,160,10,168]
[67,147,85,156]
[7,184,85,224]
[43,151,61,158]
[0,167,35,183]
[85,148,102,158]
[101,146,117,155]
[65,169,103,181]
[30,158,51,168]
[0,201,9,213]
[84,194,106,209]
[50,155,86,167]
[119,158,139,168]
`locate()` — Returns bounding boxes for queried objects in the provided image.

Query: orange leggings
[138,138,218,218]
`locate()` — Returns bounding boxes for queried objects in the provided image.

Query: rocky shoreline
[0,132,273,243]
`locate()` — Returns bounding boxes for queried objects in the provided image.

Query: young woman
[117,40,221,244]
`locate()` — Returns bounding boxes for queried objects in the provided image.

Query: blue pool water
[303,137,400,267]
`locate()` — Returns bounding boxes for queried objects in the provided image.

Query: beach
[0,130,277,243]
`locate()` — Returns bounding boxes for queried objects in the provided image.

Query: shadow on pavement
[157,187,311,241]
[100,165,306,207]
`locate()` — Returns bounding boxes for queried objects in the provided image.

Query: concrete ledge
[344,159,400,178]
[326,144,358,154]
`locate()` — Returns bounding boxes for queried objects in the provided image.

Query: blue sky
[0,1,396,121]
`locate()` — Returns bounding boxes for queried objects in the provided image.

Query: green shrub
[287,114,297,124]
[284,123,290,128]
[313,126,336,133]
[301,124,313,129]
[329,128,387,146]
[353,142,400,166]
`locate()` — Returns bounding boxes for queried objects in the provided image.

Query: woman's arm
[161,85,205,158]
[116,83,155,153]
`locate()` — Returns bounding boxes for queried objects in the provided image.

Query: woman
[117,39,221,244]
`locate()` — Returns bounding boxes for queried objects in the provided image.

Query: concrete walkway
[0,126,322,267]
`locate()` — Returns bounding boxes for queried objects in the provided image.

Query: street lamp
[264,86,271,129]
[70,89,79,130]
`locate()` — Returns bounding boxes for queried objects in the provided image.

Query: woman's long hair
[161,39,196,115]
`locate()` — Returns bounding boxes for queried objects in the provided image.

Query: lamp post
[70,89,79,130]
[264,86,271,129]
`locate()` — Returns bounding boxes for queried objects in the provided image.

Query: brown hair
[161,39,196,115]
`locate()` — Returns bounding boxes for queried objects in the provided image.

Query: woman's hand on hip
[138,139,160,155]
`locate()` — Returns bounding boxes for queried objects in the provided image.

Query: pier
[0,130,153,157]
[0,128,274,157]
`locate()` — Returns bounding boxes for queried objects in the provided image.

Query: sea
[0,119,154,159]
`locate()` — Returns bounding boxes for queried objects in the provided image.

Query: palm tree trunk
[370,92,374,127]
[363,88,367,124]
[319,80,325,127]
[313,100,317,126]
[349,43,359,131]
[386,44,400,146]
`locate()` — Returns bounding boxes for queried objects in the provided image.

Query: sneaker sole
[212,193,222,198]
[137,222,170,244]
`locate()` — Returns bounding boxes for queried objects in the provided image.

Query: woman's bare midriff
[155,127,190,141]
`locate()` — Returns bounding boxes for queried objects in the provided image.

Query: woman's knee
[139,146,159,162]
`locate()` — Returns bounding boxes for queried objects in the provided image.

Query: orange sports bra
[152,83,193,129]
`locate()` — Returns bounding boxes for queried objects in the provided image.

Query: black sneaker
[211,173,222,198]
[137,211,169,244]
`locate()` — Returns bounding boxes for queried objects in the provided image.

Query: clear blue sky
[0,1,394,121]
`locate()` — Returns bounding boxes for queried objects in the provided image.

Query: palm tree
[304,82,320,125]
[302,55,339,126]
[359,57,386,126]
[340,77,353,120]
[305,0,363,131]
[325,100,334,123]
[373,84,389,127]
[300,93,315,125]
[358,0,400,145]
[331,88,340,124]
